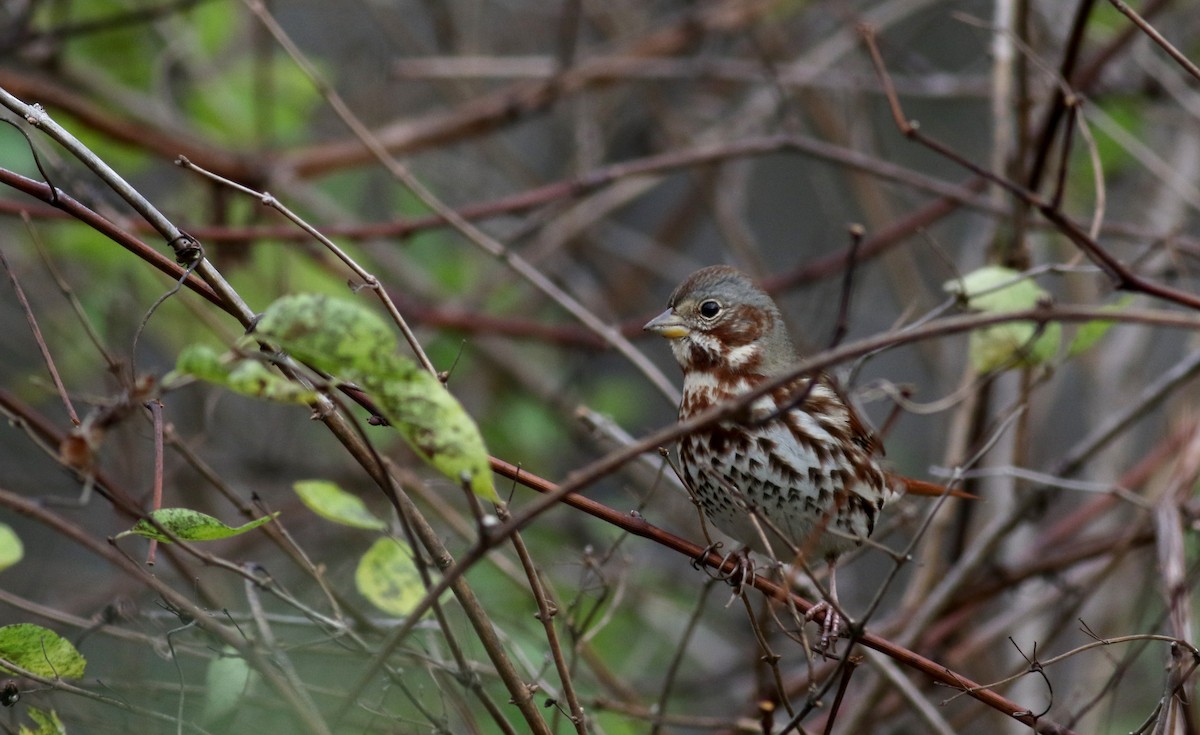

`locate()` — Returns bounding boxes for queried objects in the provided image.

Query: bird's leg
[804,562,847,655]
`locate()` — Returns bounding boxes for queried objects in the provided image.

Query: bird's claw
[804,600,846,656]
[694,545,758,602]
[718,547,756,595]
[690,541,724,571]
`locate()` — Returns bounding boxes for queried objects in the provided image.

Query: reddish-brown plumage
[645,266,920,563]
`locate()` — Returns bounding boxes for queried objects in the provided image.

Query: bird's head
[644,265,795,376]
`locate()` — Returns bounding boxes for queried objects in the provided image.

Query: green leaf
[19,707,66,735]
[0,624,86,679]
[367,358,498,501]
[256,294,498,501]
[945,266,1048,312]
[0,523,23,571]
[115,509,278,543]
[168,343,228,383]
[254,294,397,375]
[167,344,318,404]
[968,323,1062,372]
[294,480,387,530]
[203,647,255,724]
[355,538,427,617]
[224,360,319,403]
[945,266,1060,371]
[1068,295,1133,357]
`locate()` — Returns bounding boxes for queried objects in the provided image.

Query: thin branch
[242,0,681,404]
[1108,0,1200,82]
[0,245,78,425]
[861,25,1200,312]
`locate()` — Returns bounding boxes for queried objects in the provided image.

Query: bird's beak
[643,308,689,339]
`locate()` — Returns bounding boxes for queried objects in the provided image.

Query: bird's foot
[695,545,757,600]
[690,541,724,571]
[804,600,846,656]
[720,547,757,597]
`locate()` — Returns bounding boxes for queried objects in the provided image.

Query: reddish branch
[283,0,774,177]
[0,167,224,308]
[488,457,1081,735]
[0,69,259,183]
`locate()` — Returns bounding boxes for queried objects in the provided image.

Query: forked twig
[859,24,1200,313]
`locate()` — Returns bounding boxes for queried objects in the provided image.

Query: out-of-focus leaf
[1068,296,1133,357]
[167,344,318,404]
[18,707,65,735]
[968,323,1062,372]
[294,480,387,530]
[168,343,227,384]
[945,266,1060,371]
[355,538,426,617]
[224,361,318,403]
[115,509,278,543]
[0,624,86,679]
[945,266,1047,312]
[203,647,255,724]
[0,524,22,571]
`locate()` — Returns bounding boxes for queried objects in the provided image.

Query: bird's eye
[698,300,721,319]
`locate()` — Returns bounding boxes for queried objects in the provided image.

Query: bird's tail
[900,477,976,499]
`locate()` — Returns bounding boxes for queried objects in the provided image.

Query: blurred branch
[0,166,223,307]
[863,25,1200,312]
[283,0,776,178]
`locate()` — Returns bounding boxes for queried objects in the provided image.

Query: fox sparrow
[645,265,942,645]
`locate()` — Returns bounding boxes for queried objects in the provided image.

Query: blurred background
[2,1,1200,733]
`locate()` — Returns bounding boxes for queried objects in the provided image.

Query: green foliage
[1089,96,1141,178]
[0,523,22,571]
[171,292,498,506]
[255,294,498,501]
[404,229,482,294]
[485,391,564,462]
[115,508,279,543]
[167,344,318,404]
[0,624,86,679]
[203,647,256,724]
[355,538,426,617]
[183,0,318,145]
[293,480,387,530]
[189,1,240,57]
[18,708,66,735]
[184,55,322,146]
[48,0,158,90]
[254,293,397,373]
[945,266,1060,372]
[945,267,1129,372]
[1068,295,1133,357]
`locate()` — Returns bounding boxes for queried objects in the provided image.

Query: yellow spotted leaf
[0,624,86,679]
[256,294,497,501]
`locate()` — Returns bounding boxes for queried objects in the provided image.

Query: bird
[644,264,949,648]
